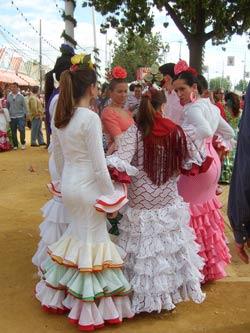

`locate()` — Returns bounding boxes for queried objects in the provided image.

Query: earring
[190,91,197,103]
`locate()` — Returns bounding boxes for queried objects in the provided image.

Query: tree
[209,77,232,91]
[235,79,249,92]
[111,33,165,82]
[83,1,250,73]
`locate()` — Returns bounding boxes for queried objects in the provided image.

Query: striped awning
[0,69,38,86]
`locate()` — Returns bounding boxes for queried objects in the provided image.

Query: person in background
[159,62,183,124]
[214,88,227,120]
[29,86,46,147]
[125,83,142,119]
[228,82,250,264]
[97,82,110,116]
[0,87,12,152]
[7,82,27,150]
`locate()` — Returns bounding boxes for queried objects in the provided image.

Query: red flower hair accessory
[112,66,127,79]
[174,59,198,77]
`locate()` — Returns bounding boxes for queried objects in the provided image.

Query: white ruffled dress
[32,94,70,271]
[35,108,134,330]
[106,124,206,314]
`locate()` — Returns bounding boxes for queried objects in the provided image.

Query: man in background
[7,82,27,150]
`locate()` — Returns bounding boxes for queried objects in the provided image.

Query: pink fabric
[101,107,134,145]
[163,90,183,125]
[178,137,231,282]
[0,130,11,152]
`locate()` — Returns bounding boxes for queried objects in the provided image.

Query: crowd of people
[3,43,248,330]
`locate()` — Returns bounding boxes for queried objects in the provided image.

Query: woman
[29,86,46,147]
[106,88,205,314]
[0,88,12,152]
[220,92,241,184]
[32,45,74,271]
[173,61,234,283]
[101,66,134,154]
[36,56,134,330]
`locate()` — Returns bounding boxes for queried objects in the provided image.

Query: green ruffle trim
[43,258,131,301]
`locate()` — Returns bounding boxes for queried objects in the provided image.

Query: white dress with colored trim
[35,107,134,330]
[106,124,206,314]
[32,94,70,271]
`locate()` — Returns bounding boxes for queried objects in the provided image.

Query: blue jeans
[31,118,45,145]
[10,117,26,147]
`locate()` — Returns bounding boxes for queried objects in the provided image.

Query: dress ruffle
[189,196,231,283]
[94,183,128,213]
[106,155,139,176]
[48,237,124,272]
[32,197,69,269]
[36,280,133,331]
[117,202,206,313]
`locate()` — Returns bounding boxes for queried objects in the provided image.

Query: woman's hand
[107,211,118,219]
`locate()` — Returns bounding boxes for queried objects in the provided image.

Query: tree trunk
[65,0,75,47]
[187,36,205,74]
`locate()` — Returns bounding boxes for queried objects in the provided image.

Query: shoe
[21,144,26,150]
[39,143,46,146]
[13,146,18,150]
[31,144,39,147]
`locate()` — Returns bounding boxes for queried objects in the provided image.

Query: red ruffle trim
[181,156,213,176]
[42,305,69,314]
[69,317,121,331]
[108,167,131,184]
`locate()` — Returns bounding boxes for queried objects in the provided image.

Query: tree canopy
[209,76,232,91]
[111,33,165,82]
[235,79,249,92]
[83,1,250,73]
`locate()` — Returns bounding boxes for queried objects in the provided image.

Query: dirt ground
[0,129,249,333]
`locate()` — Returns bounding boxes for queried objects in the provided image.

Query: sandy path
[0,130,249,333]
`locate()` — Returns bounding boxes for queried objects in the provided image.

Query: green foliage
[84,1,250,72]
[209,77,232,91]
[111,33,165,82]
[235,79,249,92]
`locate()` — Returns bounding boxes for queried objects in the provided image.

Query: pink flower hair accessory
[174,59,198,77]
[174,59,189,75]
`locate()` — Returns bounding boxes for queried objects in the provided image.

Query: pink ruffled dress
[178,98,235,283]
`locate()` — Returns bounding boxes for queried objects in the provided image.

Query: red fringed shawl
[143,113,187,185]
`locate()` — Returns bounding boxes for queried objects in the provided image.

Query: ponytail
[137,96,156,137]
[54,70,75,129]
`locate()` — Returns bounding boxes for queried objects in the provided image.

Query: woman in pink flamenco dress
[101,66,134,155]
[173,61,234,283]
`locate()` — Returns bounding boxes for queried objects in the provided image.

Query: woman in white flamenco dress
[106,89,206,314]
[36,64,134,330]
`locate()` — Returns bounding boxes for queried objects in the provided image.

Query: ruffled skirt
[0,130,11,151]
[117,202,206,314]
[189,197,231,283]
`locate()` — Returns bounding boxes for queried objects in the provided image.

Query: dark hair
[197,74,208,94]
[173,71,199,92]
[32,86,39,94]
[45,47,73,106]
[225,92,240,117]
[134,84,142,89]
[159,63,175,79]
[109,78,127,91]
[13,82,19,87]
[129,83,135,92]
[137,89,166,137]
[0,87,3,98]
[54,68,97,129]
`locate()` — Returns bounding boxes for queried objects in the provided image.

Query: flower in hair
[174,59,198,76]
[144,64,163,85]
[70,53,94,72]
[174,59,189,75]
[112,66,127,79]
